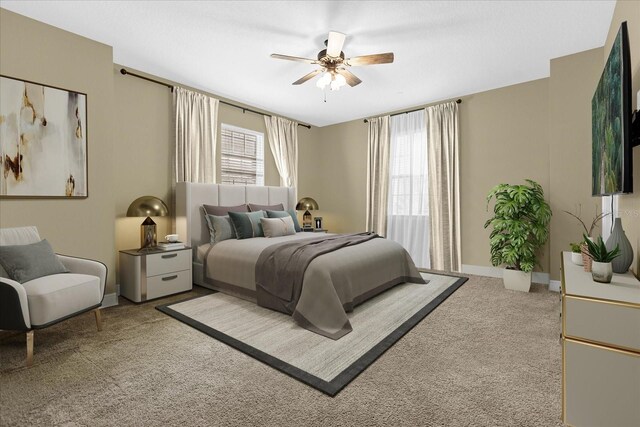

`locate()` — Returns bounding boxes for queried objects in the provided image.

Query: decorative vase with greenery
[583,234,620,284]
[563,206,609,272]
[485,180,552,292]
[569,243,583,266]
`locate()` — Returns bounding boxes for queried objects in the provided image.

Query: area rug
[157,272,467,396]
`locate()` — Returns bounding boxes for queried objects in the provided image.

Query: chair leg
[26,330,34,367]
[94,308,103,332]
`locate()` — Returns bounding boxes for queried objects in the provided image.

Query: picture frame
[0,75,88,198]
[314,216,323,230]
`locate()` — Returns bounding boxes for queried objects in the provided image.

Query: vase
[591,261,613,283]
[605,218,634,274]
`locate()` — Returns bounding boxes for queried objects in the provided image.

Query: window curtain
[387,111,430,268]
[174,87,219,183]
[264,116,298,196]
[426,101,461,271]
[366,116,391,235]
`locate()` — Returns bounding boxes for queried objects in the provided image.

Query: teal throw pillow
[204,214,237,244]
[228,210,267,239]
[0,239,69,283]
[266,209,301,232]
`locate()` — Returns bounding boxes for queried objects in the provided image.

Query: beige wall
[548,48,605,280]
[605,1,640,276]
[460,79,553,272]
[0,9,117,293]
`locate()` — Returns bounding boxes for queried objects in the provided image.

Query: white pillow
[260,216,296,238]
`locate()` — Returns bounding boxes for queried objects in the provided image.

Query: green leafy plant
[583,234,620,263]
[569,242,582,253]
[484,180,552,273]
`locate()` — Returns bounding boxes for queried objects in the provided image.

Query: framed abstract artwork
[0,75,88,198]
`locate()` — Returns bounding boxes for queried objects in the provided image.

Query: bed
[175,182,426,339]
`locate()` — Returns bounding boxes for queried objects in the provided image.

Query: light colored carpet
[164,272,460,382]
[0,274,562,427]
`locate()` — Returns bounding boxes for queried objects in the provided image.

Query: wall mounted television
[592,21,633,196]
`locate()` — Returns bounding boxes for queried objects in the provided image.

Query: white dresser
[561,252,640,426]
[119,247,192,303]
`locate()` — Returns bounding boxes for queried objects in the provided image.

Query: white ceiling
[2,1,615,127]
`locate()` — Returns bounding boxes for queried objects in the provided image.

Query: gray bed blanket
[255,232,426,339]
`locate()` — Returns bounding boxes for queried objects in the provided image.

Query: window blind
[220,124,264,185]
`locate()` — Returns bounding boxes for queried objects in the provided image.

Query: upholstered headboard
[175,182,296,256]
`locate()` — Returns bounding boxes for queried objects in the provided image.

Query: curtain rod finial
[120,68,127,75]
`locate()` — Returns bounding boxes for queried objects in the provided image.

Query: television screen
[592,21,632,196]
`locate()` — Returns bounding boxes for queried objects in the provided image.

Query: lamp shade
[126,196,169,218]
[296,197,319,211]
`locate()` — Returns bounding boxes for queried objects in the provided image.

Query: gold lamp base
[140,216,157,250]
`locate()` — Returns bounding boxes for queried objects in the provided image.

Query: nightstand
[119,247,192,303]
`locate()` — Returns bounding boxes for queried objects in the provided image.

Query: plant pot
[571,252,584,266]
[503,269,532,292]
[591,261,613,284]
[580,242,592,272]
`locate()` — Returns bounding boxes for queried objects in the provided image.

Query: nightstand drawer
[146,270,191,300]
[565,296,640,351]
[146,250,190,277]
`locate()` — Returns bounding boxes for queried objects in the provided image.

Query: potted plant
[563,206,609,272]
[583,234,620,283]
[485,180,552,292]
[569,243,583,266]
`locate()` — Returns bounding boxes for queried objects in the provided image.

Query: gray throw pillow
[248,203,284,212]
[0,239,69,283]
[260,217,296,238]
[204,214,237,244]
[228,211,267,239]
[203,204,249,216]
[266,209,302,232]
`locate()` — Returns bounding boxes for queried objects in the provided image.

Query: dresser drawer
[565,296,640,351]
[564,339,640,427]
[146,269,191,300]
[146,250,190,277]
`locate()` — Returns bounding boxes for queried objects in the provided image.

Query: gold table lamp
[296,197,319,230]
[126,196,169,250]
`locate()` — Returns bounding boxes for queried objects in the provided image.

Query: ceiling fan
[271,31,394,91]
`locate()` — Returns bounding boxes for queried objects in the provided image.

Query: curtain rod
[363,99,462,123]
[119,68,312,129]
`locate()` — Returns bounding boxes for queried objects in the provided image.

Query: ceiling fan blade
[270,54,318,64]
[345,52,394,66]
[336,69,362,87]
[292,69,323,85]
[326,31,346,57]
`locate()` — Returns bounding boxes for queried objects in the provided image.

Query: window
[220,124,264,185]
[387,110,430,268]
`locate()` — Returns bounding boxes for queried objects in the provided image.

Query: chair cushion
[0,239,69,283]
[22,273,101,327]
[0,226,41,246]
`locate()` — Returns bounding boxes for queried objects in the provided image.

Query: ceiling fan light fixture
[316,72,332,89]
[330,73,347,91]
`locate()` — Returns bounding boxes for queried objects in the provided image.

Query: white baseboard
[548,280,561,293]
[101,293,119,308]
[461,264,550,285]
